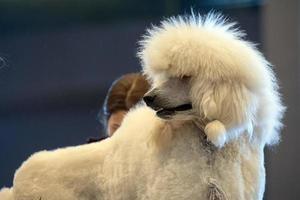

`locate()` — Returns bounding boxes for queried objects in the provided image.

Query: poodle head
[138,13,285,147]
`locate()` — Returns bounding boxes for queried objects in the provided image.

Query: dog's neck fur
[147,116,265,199]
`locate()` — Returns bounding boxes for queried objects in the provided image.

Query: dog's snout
[143,95,156,106]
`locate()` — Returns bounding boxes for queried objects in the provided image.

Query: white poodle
[0,13,284,200]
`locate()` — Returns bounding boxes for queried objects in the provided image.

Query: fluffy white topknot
[138,13,264,87]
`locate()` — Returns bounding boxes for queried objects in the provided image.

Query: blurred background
[0,0,299,199]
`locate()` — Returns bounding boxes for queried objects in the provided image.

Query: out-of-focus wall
[262,0,300,199]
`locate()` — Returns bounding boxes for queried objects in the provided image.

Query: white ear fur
[200,82,256,147]
[205,120,227,148]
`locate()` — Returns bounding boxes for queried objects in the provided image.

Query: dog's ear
[200,82,256,147]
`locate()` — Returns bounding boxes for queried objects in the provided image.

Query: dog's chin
[153,104,193,120]
[156,109,175,119]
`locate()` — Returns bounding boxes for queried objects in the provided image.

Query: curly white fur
[0,13,284,200]
[138,13,285,147]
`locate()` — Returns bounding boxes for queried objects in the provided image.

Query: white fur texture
[138,13,285,147]
[204,120,227,147]
[0,13,284,200]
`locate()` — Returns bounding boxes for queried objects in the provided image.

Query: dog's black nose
[143,95,156,106]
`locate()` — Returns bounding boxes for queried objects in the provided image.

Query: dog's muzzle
[143,95,192,119]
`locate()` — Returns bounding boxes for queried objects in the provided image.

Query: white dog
[0,13,284,200]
